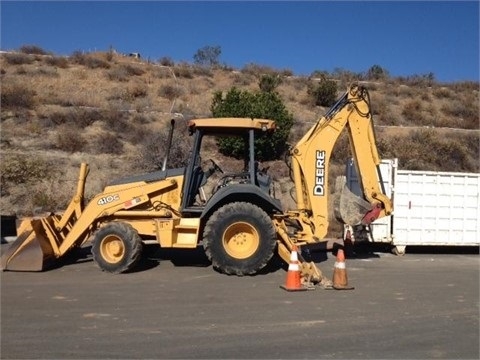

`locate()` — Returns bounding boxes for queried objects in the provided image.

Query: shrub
[377,129,479,172]
[331,68,363,86]
[102,109,131,133]
[259,74,282,93]
[192,65,213,77]
[0,154,51,187]
[90,133,124,154]
[158,56,174,66]
[3,53,34,65]
[42,108,103,128]
[15,66,27,75]
[241,63,278,77]
[121,64,145,76]
[441,99,478,129]
[44,56,69,68]
[158,84,183,100]
[193,45,221,67]
[19,45,49,55]
[107,67,130,82]
[55,125,87,153]
[123,83,148,101]
[401,99,422,122]
[366,65,389,80]
[137,120,192,171]
[31,66,59,77]
[432,87,453,99]
[1,83,36,109]
[211,87,294,160]
[70,51,110,69]
[307,77,337,107]
[174,64,193,79]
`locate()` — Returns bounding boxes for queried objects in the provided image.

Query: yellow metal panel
[155,219,175,247]
[188,118,276,131]
[174,218,200,247]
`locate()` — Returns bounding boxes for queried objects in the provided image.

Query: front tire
[92,222,143,274]
[203,202,276,275]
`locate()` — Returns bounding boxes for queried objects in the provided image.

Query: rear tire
[203,202,276,275]
[92,222,143,274]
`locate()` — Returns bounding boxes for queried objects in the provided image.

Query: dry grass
[1,50,479,227]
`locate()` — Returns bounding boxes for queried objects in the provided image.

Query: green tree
[258,74,282,93]
[210,88,294,160]
[193,45,221,67]
[366,64,389,80]
[307,76,337,107]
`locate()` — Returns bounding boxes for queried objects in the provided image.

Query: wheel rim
[222,222,259,259]
[100,235,125,264]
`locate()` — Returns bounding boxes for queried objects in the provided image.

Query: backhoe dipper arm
[290,84,392,240]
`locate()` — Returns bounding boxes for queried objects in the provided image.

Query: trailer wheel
[203,202,276,275]
[92,222,143,274]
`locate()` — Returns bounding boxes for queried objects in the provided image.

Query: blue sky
[1,1,479,83]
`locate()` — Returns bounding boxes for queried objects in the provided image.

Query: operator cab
[179,118,276,214]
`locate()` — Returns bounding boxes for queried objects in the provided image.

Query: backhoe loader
[1,84,392,286]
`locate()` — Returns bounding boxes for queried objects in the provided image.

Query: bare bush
[0,155,52,196]
[137,120,192,171]
[378,129,479,172]
[120,64,145,76]
[1,83,36,109]
[158,57,174,66]
[3,52,35,65]
[44,56,69,68]
[90,133,124,154]
[441,98,478,129]
[19,45,49,55]
[401,99,422,122]
[432,87,453,99]
[107,67,131,82]
[241,63,279,77]
[31,66,59,77]
[158,84,183,100]
[174,63,194,79]
[70,51,110,69]
[102,109,131,133]
[123,83,148,101]
[55,125,87,153]
[42,108,103,128]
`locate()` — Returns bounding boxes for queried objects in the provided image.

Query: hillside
[1,48,479,223]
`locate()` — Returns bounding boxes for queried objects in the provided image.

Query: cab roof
[188,118,276,134]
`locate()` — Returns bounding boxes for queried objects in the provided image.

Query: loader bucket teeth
[1,219,56,272]
[334,178,372,225]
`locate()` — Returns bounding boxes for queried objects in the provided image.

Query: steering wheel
[209,159,224,174]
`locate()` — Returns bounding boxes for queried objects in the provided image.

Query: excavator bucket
[334,176,372,225]
[1,218,57,271]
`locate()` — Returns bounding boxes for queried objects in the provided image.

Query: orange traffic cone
[332,248,354,290]
[280,245,308,292]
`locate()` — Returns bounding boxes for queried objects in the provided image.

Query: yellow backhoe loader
[1,84,392,287]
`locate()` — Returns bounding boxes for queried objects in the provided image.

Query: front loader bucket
[1,218,56,271]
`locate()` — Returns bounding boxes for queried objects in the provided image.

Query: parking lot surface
[1,244,479,359]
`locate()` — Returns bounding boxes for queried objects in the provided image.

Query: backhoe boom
[289,84,392,242]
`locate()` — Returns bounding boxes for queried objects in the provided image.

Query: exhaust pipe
[161,119,176,171]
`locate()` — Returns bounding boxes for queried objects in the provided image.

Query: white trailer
[345,158,480,254]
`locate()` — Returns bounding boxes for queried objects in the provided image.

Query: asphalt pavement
[1,244,479,359]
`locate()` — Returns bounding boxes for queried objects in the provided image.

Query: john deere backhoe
[1,84,392,286]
